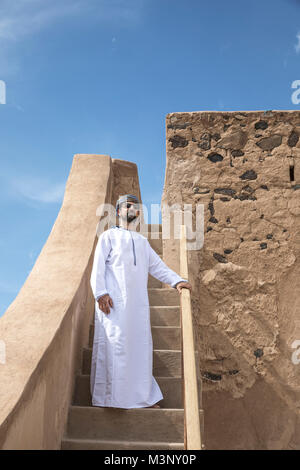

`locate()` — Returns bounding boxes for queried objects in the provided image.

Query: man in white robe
[90,194,192,409]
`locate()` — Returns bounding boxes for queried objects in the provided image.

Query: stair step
[60,221,205,451]
[92,306,180,327]
[154,326,182,350]
[138,231,162,252]
[89,325,181,349]
[82,348,199,377]
[150,306,180,326]
[73,375,201,408]
[61,437,184,450]
[63,406,204,442]
[92,288,180,307]
[147,236,162,254]
[148,275,162,288]
[148,288,180,306]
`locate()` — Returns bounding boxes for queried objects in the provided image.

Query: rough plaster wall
[0,155,144,449]
[111,159,145,226]
[163,110,300,449]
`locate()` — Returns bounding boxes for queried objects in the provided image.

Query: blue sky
[0,0,300,317]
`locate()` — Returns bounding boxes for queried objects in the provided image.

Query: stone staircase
[60,224,203,450]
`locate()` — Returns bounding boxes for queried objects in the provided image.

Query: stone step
[147,235,162,254]
[72,375,202,409]
[61,437,184,450]
[152,326,181,350]
[148,288,180,306]
[150,306,180,326]
[92,306,180,327]
[62,406,204,443]
[93,288,180,307]
[82,348,199,377]
[148,274,162,288]
[89,324,181,349]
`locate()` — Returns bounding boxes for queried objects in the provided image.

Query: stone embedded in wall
[287,130,299,147]
[256,134,282,151]
[167,121,192,130]
[168,134,189,148]
[198,132,211,150]
[193,186,210,194]
[207,152,223,163]
[202,371,222,381]
[255,120,268,130]
[239,169,257,180]
[216,130,248,150]
[231,149,244,157]
[214,188,236,197]
[213,252,228,263]
[254,348,264,358]
[164,110,300,450]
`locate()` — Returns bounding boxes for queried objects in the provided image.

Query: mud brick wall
[162,110,300,450]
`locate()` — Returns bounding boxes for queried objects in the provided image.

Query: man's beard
[120,210,138,223]
[127,211,137,222]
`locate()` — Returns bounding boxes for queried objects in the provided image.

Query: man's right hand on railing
[97,294,114,314]
[175,281,192,293]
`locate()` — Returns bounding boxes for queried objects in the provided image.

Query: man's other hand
[176,281,192,293]
[97,294,114,314]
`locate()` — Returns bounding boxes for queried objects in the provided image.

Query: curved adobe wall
[0,154,142,449]
[162,110,300,449]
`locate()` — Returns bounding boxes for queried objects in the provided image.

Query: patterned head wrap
[116,194,140,215]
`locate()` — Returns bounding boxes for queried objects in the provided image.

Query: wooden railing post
[180,224,202,450]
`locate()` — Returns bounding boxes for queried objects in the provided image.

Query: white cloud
[0,0,145,43]
[0,0,83,41]
[295,32,300,53]
[0,0,146,77]
[10,176,66,204]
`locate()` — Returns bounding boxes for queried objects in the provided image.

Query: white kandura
[90,226,188,409]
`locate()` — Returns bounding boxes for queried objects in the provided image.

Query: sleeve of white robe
[90,230,112,300]
[147,242,189,288]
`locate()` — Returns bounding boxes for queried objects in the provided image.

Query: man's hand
[176,281,192,293]
[97,294,113,314]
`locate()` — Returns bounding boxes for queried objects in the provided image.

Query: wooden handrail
[180,224,203,450]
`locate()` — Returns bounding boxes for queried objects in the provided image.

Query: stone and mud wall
[162,110,300,449]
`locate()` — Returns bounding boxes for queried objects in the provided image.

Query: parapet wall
[0,154,142,449]
[162,110,300,449]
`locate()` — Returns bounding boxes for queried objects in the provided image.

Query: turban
[115,194,140,215]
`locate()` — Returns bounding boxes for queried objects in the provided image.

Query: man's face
[118,200,140,222]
